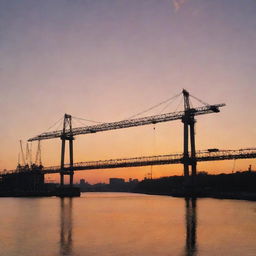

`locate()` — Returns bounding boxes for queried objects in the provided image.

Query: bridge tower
[182,89,197,184]
[60,114,74,187]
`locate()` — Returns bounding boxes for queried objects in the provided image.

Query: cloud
[172,0,189,11]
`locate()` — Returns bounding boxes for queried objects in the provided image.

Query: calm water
[0,193,256,256]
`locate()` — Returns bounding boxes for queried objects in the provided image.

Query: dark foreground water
[0,193,256,256]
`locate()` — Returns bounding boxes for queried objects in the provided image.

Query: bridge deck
[2,149,255,175]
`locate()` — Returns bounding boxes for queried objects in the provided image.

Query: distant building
[129,178,139,184]
[107,178,139,192]
[79,179,91,192]
[80,179,86,185]
[109,178,125,186]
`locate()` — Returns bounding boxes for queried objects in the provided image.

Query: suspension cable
[73,116,103,124]
[174,96,184,112]
[45,116,64,132]
[127,92,182,120]
[190,94,210,106]
[158,93,181,114]
[67,92,182,127]
[72,118,91,128]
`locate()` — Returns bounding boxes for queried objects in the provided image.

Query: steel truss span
[2,148,252,175]
[28,104,225,141]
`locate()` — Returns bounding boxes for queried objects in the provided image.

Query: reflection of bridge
[185,197,197,256]
[60,198,73,255]
[59,196,198,256]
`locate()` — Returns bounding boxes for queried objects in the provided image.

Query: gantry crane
[28,90,225,186]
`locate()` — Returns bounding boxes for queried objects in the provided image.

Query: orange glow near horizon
[44,158,254,185]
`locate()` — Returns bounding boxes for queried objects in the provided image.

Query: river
[0,193,255,256]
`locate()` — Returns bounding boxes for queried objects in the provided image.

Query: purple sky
[1,0,256,183]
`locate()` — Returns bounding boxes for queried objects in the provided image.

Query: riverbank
[0,186,81,197]
[134,191,256,201]
[134,171,256,201]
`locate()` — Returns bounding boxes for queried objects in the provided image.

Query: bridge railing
[42,148,256,172]
[43,153,183,171]
[1,148,256,175]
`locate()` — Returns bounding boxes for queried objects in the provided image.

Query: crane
[19,140,26,166]
[27,90,226,186]
[28,103,225,141]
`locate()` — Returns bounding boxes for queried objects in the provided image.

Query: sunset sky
[1,0,256,184]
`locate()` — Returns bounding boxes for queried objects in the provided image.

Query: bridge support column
[60,138,66,186]
[60,173,64,186]
[182,117,197,184]
[183,121,189,179]
[182,89,197,188]
[190,119,197,180]
[69,137,74,187]
[60,114,74,187]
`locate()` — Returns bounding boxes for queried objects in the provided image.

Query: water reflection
[57,195,198,256]
[185,197,197,256]
[60,198,73,256]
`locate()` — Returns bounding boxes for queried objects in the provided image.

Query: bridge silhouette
[40,148,256,174]
[1,89,256,190]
